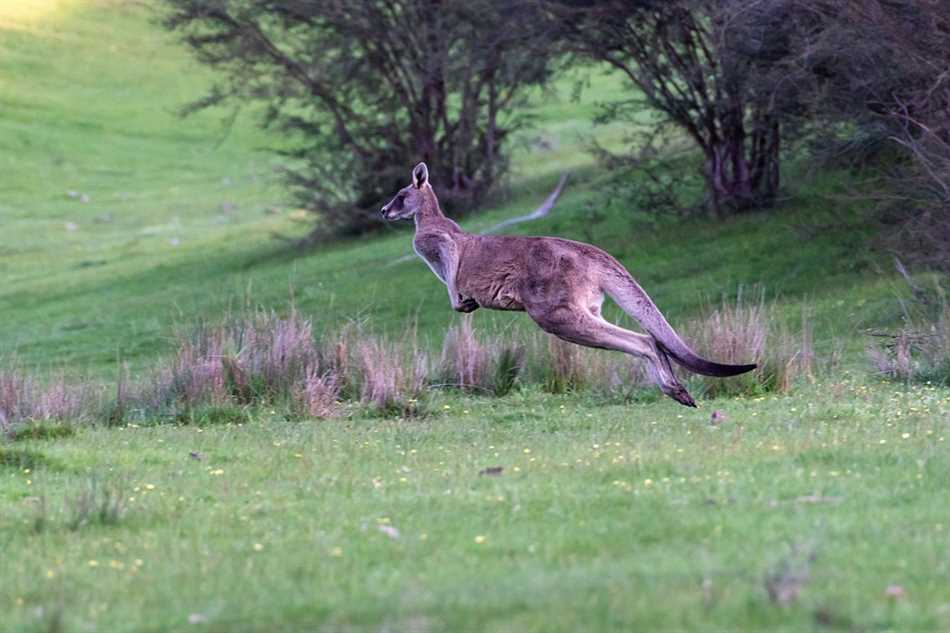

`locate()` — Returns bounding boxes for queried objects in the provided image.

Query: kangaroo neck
[413,189,448,231]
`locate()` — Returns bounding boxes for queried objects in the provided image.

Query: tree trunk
[703,111,780,215]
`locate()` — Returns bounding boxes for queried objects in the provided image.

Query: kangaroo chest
[412,234,450,283]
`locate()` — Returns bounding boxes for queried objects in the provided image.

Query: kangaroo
[382,162,755,407]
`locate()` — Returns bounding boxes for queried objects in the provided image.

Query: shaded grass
[0,447,60,471]
[7,423,75,442]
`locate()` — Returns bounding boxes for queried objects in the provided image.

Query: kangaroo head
[381,162,430,221]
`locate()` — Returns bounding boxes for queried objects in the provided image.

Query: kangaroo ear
[412,162,429,188]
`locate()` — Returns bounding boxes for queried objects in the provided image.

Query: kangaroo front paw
[455,297,479,313]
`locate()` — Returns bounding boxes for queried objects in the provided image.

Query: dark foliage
[161,0,554,239]
[550,0,791,216]
[739,0,950,270]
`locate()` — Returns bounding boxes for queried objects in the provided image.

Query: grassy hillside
[2,3,948,633]
[0,0,910,379]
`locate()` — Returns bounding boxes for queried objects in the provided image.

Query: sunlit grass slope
[0,1,636,377]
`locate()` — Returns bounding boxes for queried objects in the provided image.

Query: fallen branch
[480,173,569,234]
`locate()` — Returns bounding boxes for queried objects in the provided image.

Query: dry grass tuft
[438,316,526,396]
[439,316,493,392]
[542,335,589,393]
[687,293,816,397]
[356,336,428,415]
[137,310,346,419]
[230,310,317,396]
[868,284,950,386]
[519,332,647,398]
[0,364,95,435]
[296,367,341,419]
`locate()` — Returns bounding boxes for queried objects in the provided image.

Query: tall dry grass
[0,364,96,435]
[520,332,648,398]
[686,293,816,397]
[437,318,647,398]
[2,296,832,432]
[438,316,526,396]
[868,283,950,386]
[130,310,342,421]
[356,335,428,415]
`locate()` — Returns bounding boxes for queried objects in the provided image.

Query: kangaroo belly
[458,273,524,311]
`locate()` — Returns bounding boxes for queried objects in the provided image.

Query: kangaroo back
[603,268,756,378]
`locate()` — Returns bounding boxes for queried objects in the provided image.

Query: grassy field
[2,2,948,632]
[3,383,948,632]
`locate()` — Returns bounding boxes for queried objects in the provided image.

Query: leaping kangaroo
[382,162,755,407]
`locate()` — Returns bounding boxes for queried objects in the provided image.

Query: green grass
[3,383,948,631]
[2,2,949,632]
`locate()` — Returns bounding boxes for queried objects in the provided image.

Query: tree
[161,0,553,240]
[551,0,791,216]
[761,0,950,270]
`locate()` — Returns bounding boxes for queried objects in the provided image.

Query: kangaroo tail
[603,268,756,378]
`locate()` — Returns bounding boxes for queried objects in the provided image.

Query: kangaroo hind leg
[526,305,696,407]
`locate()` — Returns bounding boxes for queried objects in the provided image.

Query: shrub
[161,0,554,239]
